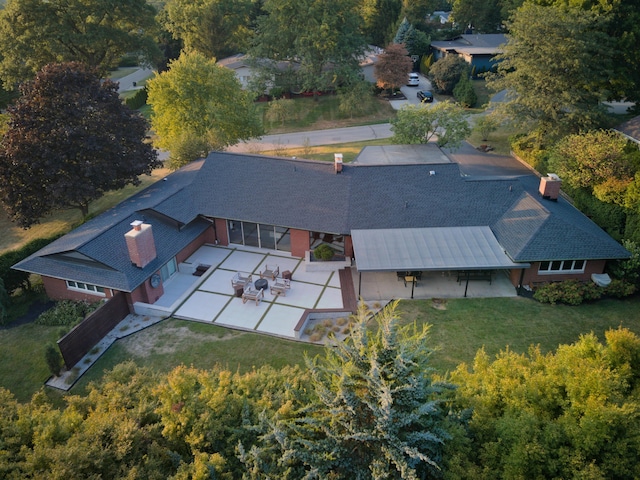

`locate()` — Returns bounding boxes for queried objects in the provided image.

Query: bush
[429,55,467,95]
[313,243,335,261]
[607,239,640,285]
[0,278,8,326]
[453,73,477,108]
[533,280,602,305]
[605,279,637,298]
[0,234,63,295]
[35,300,98,326]
[45,343,63,376]
[125,86,148,110]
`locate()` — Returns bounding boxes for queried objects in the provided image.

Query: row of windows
[538,260,585,274]
[66,280,106,296]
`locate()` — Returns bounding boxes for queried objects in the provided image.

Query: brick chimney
[125,220,157,268]
[539,174,561,201]
[334,153,343,173]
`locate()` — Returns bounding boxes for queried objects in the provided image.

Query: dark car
[417,90,434,103]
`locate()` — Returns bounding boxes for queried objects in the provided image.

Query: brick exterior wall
[290,229,310,258]
[214,218,229,245]
[344,235,354,258]
[509,259,607,288]
[42,276,113,302]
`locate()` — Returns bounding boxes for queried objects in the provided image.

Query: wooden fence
[57,292,130,369]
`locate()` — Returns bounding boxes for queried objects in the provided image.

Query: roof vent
[334,153,343,174]
[429,170,436,176]
[539,174,561,201]
[125,221,157,268]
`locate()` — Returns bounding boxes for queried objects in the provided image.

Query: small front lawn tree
[0,62,161,228]
[374,43,413,95]
[429,55,468,95]
[391,101,471,148]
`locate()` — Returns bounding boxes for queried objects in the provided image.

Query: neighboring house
[216,53,252,89]
[430,11,452,24]
[430,34,506,71]
[218,47,381,91]
[13,148,629,312]
[614,115,640,146]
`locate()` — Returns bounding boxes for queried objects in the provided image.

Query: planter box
[305,251,351,272]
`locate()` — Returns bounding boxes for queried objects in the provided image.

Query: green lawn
[3,296,639,403]
[259,94,396,135]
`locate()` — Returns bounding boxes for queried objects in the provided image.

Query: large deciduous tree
[241,301,455,478]
[451,0,505,33]
[429,55,468,95]
[0,0,161,89]
[162,0,254,60]
[486,3,612,139]
[374,43,413,94]
[549,130,640,206]
[146,51,263,169]
[251,0,367,95]
[360,0,403,47]
[391,101,471,148]
[0,62,160,228]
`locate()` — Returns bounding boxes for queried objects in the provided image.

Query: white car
[407,73,420,86]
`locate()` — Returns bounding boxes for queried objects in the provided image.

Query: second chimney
[125,221,157,268]
[539,174,561,201]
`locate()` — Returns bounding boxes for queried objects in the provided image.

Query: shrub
[607,239,640,285]
[0,277,9,326]
[533,280,602,305]
[313,243,335,261]
[45,343,63,376]
[605,279,637,298]
[453,73,477,108]
[429,55,467,94]
[125,86,148,110]
[35,300,98,326]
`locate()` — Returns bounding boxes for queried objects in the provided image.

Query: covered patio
[352,227,526,299]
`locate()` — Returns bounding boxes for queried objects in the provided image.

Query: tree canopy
[391,101,471,148]
[429,55,468,95]
[486,3,612,138]
[549,130,640,205]
[0,62,160,227]
[147,51,263,169]
[241,301,455,478]
[445,328,640,479]
[0,0,161,89]
[161,0,255,59]
[250,0,367,94]
[374,43,413,92]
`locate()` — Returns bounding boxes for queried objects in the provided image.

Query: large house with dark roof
[13,150,629,310]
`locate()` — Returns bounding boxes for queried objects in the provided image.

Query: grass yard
[259,94,396,135]
[0,167,171,254]
[258,138,393,163]
[398,296,640,373]
[71,319,325,394]
[3,295,639,403]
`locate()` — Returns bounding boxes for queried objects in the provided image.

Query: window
[538,260,586,274]
[66,280,106,296]
[160,258,177,282]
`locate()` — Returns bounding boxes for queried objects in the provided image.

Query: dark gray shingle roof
[14,151,629,289]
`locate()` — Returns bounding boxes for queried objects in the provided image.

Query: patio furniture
[282,270,292,280]
[456,270,492,284]
[233,284,244,297]
[260,264,279,280]
[242,282,264,305]
[193,264,210,277]
[254,278,268,291]
[270,278,291,296]
[397,271,408,281]
[231,272,253,288]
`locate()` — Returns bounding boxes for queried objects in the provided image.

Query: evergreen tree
[242,301,455,479]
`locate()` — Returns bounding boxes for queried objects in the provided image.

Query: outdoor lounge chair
[242,282,264,305]
[231,272,253,288]
[260,264,280,280]
[270,278,291,297]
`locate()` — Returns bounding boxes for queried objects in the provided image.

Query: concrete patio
[142,244,518,340]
